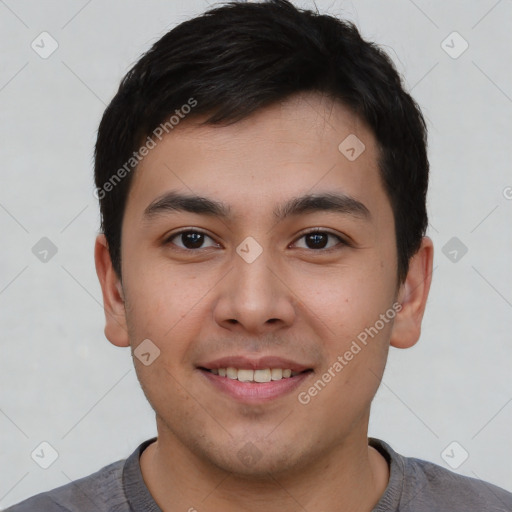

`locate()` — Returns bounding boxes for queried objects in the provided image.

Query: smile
[198,367,313,402]
[203,367,303,382]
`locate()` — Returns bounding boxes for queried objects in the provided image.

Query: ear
[390,236,434,349]
[94,234,130,347]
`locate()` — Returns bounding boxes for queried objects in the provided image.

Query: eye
[165,229,219,250]
[164,228,347,252]
[292,229,347,251]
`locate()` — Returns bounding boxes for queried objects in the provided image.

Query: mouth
[197,357,314,403]
[199,367,310,382]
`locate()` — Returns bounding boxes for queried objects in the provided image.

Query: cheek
[124,253,206,328]
[294,253,396,395]
[123,282,190,364]
[295,255,395,331]
[300,309,392,427]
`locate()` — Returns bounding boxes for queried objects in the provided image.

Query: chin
[196,435,310,478]
[214,452,300,478]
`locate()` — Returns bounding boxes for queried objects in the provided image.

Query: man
[7,1,512,511]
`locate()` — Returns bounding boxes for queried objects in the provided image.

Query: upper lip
[198,356,312,373]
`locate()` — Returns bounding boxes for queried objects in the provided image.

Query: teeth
[271,368,283,380]
[210,367,298,382]
[237,369,254,382]
[254,369,271,383]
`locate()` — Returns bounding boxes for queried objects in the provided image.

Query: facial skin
[95,92,433,512]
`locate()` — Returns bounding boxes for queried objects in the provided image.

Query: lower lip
[199,369,312,403]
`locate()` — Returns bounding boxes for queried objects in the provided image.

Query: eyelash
[164,228,349,252]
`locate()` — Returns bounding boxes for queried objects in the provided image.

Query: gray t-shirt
[5,437,512,511]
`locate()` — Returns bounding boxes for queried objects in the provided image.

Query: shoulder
[4,459,127,512]
[403,455,512,511]
[371,438,512,512]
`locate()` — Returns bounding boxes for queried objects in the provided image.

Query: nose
[212,247,296,335]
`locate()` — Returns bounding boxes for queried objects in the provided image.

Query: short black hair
[94,0,429,285]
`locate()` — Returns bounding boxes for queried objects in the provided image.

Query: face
[97,93,427,476]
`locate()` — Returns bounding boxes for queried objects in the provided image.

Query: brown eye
[305,232,329,249]
[166,230,218,250]
[293,230,346,250]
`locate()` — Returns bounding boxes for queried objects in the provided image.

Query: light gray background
[1,0,511,508]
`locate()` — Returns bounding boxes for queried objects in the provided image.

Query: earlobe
[390,236,434,349]
[94,234,130,347]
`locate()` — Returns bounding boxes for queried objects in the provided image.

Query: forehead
[123,92,387,225]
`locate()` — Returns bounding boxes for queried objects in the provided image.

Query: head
[94,0,433,476]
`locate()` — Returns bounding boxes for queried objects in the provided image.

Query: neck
[140,418,389,512]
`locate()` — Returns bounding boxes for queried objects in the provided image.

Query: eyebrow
[143,191,371,222]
